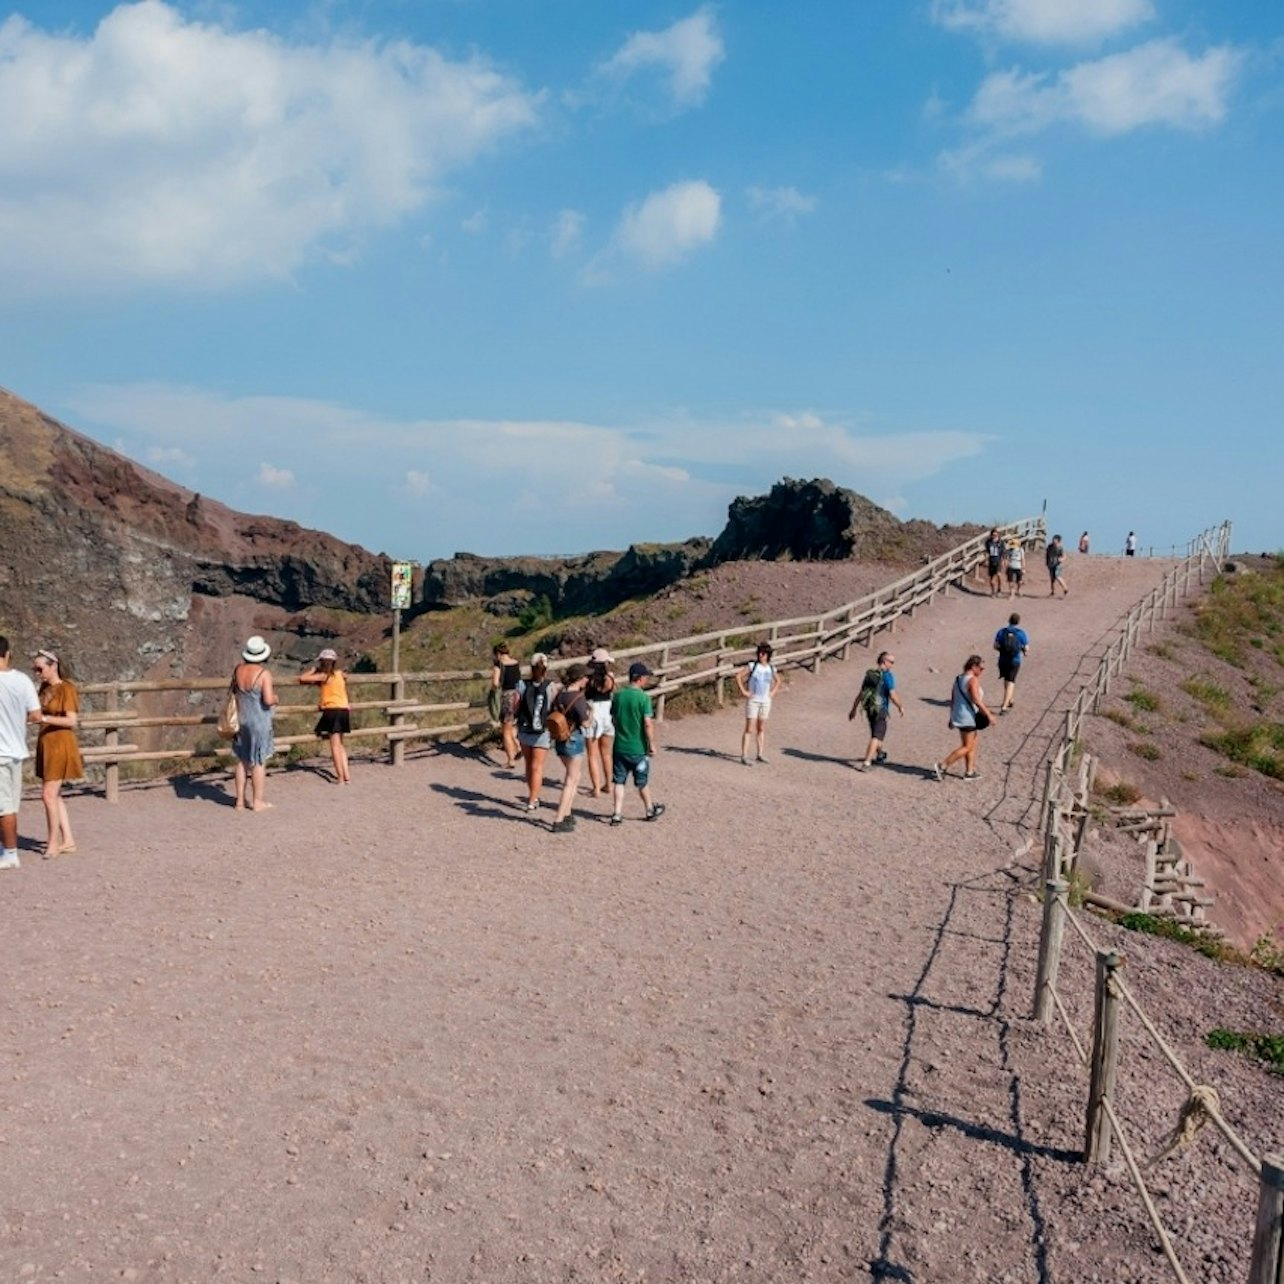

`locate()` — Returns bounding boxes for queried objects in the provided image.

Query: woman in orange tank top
[300,649,352,784]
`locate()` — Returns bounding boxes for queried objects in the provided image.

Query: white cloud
[68,384,992,558]
[613,180,721,270]
[146,444,195,469]
[257,462,295,489]
[0,1,539,291]
[933,0,1154,45]
[599,6,724,108]
[747,185,818,220]
[550,208,585,258]
[969,38,1241,136]
[403,469,432,497]
[461,208,489,235]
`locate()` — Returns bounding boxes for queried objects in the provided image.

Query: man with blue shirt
[848,651,904,771]
[993,612,1030,715]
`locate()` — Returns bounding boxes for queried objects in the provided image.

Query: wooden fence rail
[1029,521,1282,1283]
[59,517,1047,802]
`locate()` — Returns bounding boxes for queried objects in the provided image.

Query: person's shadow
[172,773,237,806]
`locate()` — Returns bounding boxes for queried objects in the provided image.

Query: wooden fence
[68,517,1046,803]
[1030,521,1283,1284]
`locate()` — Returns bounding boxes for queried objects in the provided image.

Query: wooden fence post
[1248,1152,1284,1284]
[390,673,405,766]
[1085,950,1126,1164]
[656,645,671,721]
[716,634,727,707]
[105,683,120,805]
[1033,878,1070,1024]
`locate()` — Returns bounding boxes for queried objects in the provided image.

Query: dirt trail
[4,556,1280,1283]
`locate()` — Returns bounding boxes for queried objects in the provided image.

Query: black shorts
[1006,567,1024,583]
[987,557,1001,577]
[316,708,352,737]
[998,658,1020,683]
[867,712,889,741]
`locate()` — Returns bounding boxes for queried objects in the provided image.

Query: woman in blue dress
[231,635,279,811]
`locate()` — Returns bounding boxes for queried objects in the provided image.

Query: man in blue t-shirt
[848,650,904,771]
[993,613,1030,714]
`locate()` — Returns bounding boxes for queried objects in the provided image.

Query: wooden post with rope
[1033,878,1069,1024]
[1085,950,1125,1164]
[1248,1152,1284,1284]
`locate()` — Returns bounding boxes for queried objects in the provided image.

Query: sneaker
[609,814,623,827]
[855,761,869,772]
[524,800,539,812]
[964,771,982,781]
[755,754,768,763]
[645,804,666,822]
[0,851,18,871]
[932,762,944,782]
[550,818,573,833]
[740,756,752,766]
[874,751,888,764]
[565,814,578,829]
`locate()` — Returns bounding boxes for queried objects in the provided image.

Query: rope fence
[1029,521,1284,1284]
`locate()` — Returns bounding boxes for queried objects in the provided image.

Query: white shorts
[585,702,614,740]
[0,758,24,815]
[745,698,772,721]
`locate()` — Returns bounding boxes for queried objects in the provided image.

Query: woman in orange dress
[32,648,84,858]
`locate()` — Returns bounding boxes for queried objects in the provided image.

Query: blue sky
[1,0,1281,560]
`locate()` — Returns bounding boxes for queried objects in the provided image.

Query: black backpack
[999,628,1022,660]
[518,680,549,733]
[858,667,883,717]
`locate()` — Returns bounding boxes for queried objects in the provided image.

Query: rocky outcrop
[705,477,981,564]
[423,540,710,616]
[0,386,392,681]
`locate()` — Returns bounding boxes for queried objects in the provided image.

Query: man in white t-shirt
[0,635,43,871]
[736,642,782,765]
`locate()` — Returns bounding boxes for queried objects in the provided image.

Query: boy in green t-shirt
[608,663,666,826]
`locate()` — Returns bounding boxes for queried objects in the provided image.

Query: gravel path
[4,556,1281,1283]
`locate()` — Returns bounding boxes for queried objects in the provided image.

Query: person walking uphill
[993,612,1030,715]
[849,651,904,771]
[299,649,351,784]
[0,636,42,871]
[736,642,781,764]
[933,654,996,782]
[985,528,1006,597]
[1045,534,1070,596]
[609,662,665,826]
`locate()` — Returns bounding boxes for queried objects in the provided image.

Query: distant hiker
[1045,534,1069,597]
[583,648,617,797]
[1005,539,1026,597]
[736,641,781,764]
[1078,531,1090,554]
[1126,531,1137,557]
[933,654,995,782]
[985,528,1006,597]
[993,613,1030,714]
[515,652,556,813]
[299,648,352,784]
[230,636,279,812]
[549,663,593,833]
[33,648,84,857]
[0,635,42,871]
[609,662,665,825]
[848,651,904,771]
[490,642,522,769]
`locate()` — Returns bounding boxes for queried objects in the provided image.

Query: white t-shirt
[746,661,775,701]
[0,667,40,759]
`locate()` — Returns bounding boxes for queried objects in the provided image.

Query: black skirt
[315,708,352,738]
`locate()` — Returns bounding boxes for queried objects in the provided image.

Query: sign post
[389,561,414,765]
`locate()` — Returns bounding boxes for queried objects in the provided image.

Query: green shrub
[1124,687,1161,712]
[1104,708,1136,730]
[1118,912,1236,963]
[1205,1028,1284,1075]
[1201,721,1284,780]
[1128,741,1162,761]
[1182,677,1232,712]
[516,594,555,633]
[1099,780,1142,806]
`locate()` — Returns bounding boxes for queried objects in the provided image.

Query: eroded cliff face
[0,387,391,682]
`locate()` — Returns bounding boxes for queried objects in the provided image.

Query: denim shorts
[556,729,586,759]
[612,751,650,788]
